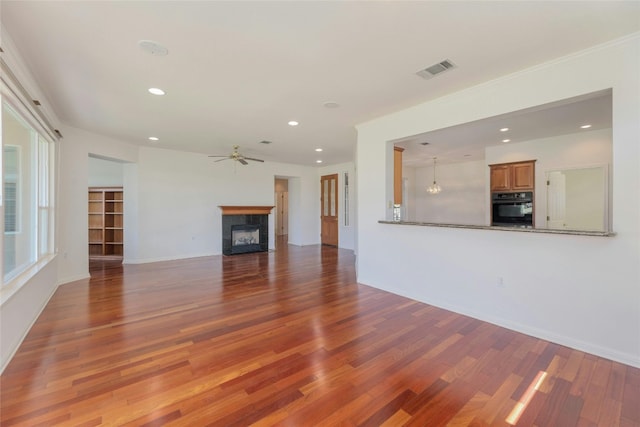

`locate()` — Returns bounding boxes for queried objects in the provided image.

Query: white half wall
[355,35,640,367]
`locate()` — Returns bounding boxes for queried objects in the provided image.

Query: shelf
[89,187,124,258]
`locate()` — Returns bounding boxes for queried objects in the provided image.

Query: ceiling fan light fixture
[208,145,264,165]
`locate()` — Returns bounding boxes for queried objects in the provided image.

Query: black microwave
[491,192,533,227]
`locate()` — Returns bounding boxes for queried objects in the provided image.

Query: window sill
[0,253,57,306]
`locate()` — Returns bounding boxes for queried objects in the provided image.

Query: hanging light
[427,157,442,194]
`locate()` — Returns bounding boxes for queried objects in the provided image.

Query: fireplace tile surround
[219,206,274,256]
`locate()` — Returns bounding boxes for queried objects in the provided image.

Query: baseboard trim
[124,252,221,265]
[57,273,90,286]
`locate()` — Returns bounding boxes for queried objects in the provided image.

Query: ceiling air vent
[416,59,456,80]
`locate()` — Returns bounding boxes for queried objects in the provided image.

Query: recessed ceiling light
[580,124,592,129]
[288,121,299,126]
[315,148,323,152]
[316,160,323,164]
[500,127,509,132]
[502,139,511,143]
[148,87,165,95]
[323,101,340,109]
[148,136,159,141]
[138,40,168,56]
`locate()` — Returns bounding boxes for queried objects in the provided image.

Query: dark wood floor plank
[1,240,638,426]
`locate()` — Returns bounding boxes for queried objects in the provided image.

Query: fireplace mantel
[218,205,274,215]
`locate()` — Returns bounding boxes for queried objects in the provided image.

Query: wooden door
[275,191,288,236]
[321,174,338,246]
[546,171,567,229]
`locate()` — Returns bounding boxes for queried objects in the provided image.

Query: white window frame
[1,83,57,295]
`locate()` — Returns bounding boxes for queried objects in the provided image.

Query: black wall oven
[491,192,533,227]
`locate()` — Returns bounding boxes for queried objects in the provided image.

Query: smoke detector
[416,59,456,80]
[138,40,168,56]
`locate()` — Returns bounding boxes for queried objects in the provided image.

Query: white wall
[88,156,124,187]
[486,128,612,228]
[58,138,322,266]
[409,160,485,225]
[131,147,311,262]
[356,35,640,367]
[318,162,356,250]
[0,260,58,372]
[56,125,138,283]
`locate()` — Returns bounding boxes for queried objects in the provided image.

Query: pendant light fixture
[427,157,442,194]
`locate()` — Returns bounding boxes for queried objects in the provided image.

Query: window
[3,146,18,232]
[2,101,55,284]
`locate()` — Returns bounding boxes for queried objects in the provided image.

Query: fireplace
[231,224,261,254]
[219,206,274,256]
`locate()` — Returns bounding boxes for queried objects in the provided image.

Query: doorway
[321,174,338,246]
[88,155,125,269]
[275,178,289,248]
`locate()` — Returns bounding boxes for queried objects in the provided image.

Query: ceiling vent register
[416,59,456,80]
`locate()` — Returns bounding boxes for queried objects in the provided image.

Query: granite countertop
[378,220,615,237]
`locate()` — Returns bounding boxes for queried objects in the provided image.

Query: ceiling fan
[208,145,264,165]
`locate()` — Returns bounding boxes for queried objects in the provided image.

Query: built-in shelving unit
[88,187,123,258]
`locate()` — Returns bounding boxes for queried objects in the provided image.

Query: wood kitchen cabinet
[490,160,535,192]
[393,146,404,205]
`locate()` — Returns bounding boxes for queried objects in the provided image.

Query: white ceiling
[1,1,638,166]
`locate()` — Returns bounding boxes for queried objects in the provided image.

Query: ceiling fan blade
[238,158,248,165]
[214,157,230,162]
[243,157,264,163]
[208,155,228,158]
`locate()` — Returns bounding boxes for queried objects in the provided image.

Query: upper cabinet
[490,160,535,192]
[393,146,404,205]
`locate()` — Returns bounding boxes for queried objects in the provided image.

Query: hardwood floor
[1,243,638,426]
